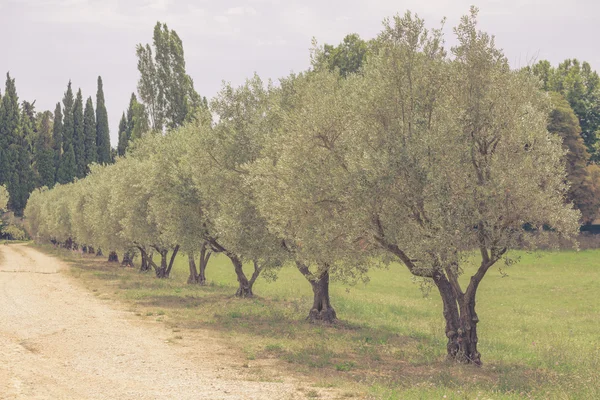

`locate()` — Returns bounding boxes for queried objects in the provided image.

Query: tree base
[235,286,253,298]
[108,251,119,263]
[187,276,207,285]
[307,307,337,323]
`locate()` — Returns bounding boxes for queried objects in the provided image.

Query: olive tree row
[25,9,579,363]
[25,76,286,298]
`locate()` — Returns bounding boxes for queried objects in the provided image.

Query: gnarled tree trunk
[108,251,119,263]
[229,255,261,298]
[187,252,198,284]
[137,246,151,272]
[164,245,180,277]
[296,262,337,323]
[121,249,135,267]
[152,245,180,278]
[186,245,211,285]
[433,269,484,365]
[198,244,211,285]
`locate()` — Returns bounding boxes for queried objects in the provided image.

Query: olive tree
[354,9,579,364]
[138,128,212,283]
[250,70,375,322]
[183,75,286,297]
[82,164,127,258]
[109,152,180,278]
[23,187,46,241]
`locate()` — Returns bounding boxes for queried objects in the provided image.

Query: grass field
[38,244,600,399]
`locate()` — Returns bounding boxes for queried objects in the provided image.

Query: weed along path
[0,244,325,400]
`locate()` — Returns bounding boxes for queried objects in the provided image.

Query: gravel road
[0,244,322,400]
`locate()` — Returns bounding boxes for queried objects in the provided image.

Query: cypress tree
[83,96,96,169]
[126,93,136,138]
[34,111,55,188]
[57,81,76,184]
[4,81,34,215]
[0,73,20,186]
[73,88,85,178]
[52,102,63,183]
[21,100,36,156]
[95,76,111,164]
[117,112,128,156]
[117,92,138,156]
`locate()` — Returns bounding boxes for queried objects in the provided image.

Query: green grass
[37,243,600,399]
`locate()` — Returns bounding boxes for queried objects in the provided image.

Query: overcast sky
[1,0,599,145]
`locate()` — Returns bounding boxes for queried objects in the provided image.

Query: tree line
[0,74,112,215]
[24,9,583,366]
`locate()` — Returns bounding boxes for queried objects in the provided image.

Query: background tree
[34,110,55,188]
[95,76,111,164]
[83,97,96,169]
[136,22,202,132]
[116,93,139,156]
[21,100,37,157]
[52,102,63,183]
[73,88,86,177]
[532,59,600,159]
[130,99,150,141]
[548,92,600,223]
[117,113,128,156]
[0,74,34,214]
[0,185,9,211]
[57,81,76,183]
[0,73,20,186]
[312,33,370,77]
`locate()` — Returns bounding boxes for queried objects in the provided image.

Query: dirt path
[0,244,324,400]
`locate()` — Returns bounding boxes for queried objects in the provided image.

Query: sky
[1,0,599,146]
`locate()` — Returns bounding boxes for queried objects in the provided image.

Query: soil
[0,244,335,399]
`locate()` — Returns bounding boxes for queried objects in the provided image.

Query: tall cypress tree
[83,96,97,169]
[52,102,63,184]
[126,93,136,138]
[95,76,111,164]
[73,88,85,178]
[57,81,76,184]
[117,112,128,156]
[3,79,34,215]
[21,100,37,157]
[117,93,138,156]
[0,73,20,186]
[34,111,55,188]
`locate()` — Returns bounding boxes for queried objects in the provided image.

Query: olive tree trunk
[432,260,495,366]
[187,253,198,284]
[121,249,135,267]
[150,245,180,278]
[229,255,261,298]
[187,244,211,285]
[136,246,151,272]
[107,251,119,263]
[296,262,337,323]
